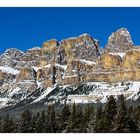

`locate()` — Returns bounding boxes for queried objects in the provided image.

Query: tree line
[0,95,139,133]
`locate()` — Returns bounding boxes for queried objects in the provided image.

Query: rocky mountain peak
[42,39,59,48]
[60,33,100,61]
[0,48,25,67]
[105,28,134,53]
[4,48,24,60]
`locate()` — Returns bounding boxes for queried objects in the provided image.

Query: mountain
[0,28,140,110]
[105,28,134,52]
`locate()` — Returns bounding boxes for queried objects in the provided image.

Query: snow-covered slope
[0,81,139,109]
[65,82,140,104]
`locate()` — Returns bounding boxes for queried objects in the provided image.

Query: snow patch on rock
[78,59,96,65]
[0,66,20,75]
[109,52,126,58]
[32,87,55,103]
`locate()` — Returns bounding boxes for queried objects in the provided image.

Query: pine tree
[45,105,57,133]
[104,95,117,132]
[113,95,129,133]
[30,115,37,133]
[66,103,77,132]
[2,113,14,133]
[129,106,139,132]
[132,106,140,132]
[83,104,92,123]
[96,105,103,121]
[41,110,46,132]
[82,104,93,132]
[94,105,104,133]
[87,105,95,133]
[127,118,138,133]
[0,116,2,132]
[35,112,43,133]
[45,105,51,132]
[58,103,71,132]
[14,121,20,133]
[76,105,84,132]
[20,110,32,133]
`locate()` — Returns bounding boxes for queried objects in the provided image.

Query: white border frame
[0,0,139,139]
[0,0,140,7]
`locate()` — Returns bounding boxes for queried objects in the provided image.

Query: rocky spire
[105,28,134,53]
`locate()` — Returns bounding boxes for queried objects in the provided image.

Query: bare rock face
[72,59,95,75]
[43,39,59,49]
[0,70,15,86]
[65,62,74,77]
[63,75,80,85]
[26,47,42,57]
[16,67,36,82]
[36,68,51,81]
[89,69,140,83]
[42,39,58,56]
[101,53,122,69]
[60,34,100,61]
[37,56,49,67]
[23,47,42,62]
[16,62,33,70]
[122,49,140,69]
[0,48,24,67]
[105,28,134,53]
[3,48,24,60]
[42,79,53,87]
[18,48,42,67]
[15,81,38,93]
[63,59,95,84]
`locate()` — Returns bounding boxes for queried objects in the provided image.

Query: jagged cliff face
[60,34,100,61]
[0,28,140,108]
[105,28,134,52]
[122,49,140,69]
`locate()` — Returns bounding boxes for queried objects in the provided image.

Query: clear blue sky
[0,7,140,53]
